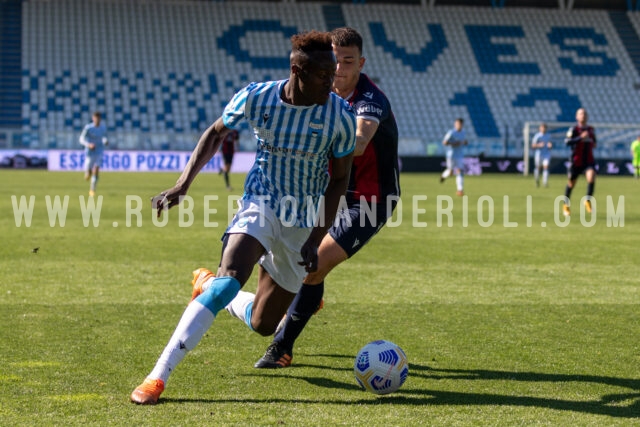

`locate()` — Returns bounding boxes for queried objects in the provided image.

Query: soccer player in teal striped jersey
[130,30,356,405]
[253,26,400,369]
[440,118,467,196]
[79,111,108,196]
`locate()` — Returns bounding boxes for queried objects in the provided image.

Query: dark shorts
[328,200,397,258]
[222,152,234,166]
[569,163,595,181]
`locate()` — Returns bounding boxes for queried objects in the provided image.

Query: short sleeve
[222,83,255,129]
[332,101,357,158]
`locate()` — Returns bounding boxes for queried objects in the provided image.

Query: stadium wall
[8,1,640,159]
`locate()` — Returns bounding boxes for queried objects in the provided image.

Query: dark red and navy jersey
[221,130,238,156]
[565,124,596,167]
[343,73,400,204]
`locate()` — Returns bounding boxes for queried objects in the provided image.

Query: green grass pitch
[1,170,638,425]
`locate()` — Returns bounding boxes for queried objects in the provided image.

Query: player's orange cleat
[191,267,215,301]
[456,190,464,196]
[130,378,165,405]
[584,199,592,213]
[562,203,571,217]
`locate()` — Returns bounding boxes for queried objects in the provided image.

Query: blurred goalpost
[522,121,640,176]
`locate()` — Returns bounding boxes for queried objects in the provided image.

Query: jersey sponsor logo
[358,104,383,116]
[260,142,318,159]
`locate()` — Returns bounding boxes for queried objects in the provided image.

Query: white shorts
[84,152,104,170]
[534,152,550,168]
[446,155,464,173]
[225,198,311,293]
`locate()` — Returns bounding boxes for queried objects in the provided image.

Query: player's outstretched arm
[299,153,353,273]
[354,118,379,156]
[152,118,228,216]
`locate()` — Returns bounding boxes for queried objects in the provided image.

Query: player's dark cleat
[439,175,445,183]
[254,342,292,369]
[130,378,165,405]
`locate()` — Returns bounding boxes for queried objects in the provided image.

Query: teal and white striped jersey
[222,80,356,227]
[532,131,552,158]
[79,122,108,154]
[443,128,466,159]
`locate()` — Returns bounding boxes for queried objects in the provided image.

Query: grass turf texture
[1,170,638,426]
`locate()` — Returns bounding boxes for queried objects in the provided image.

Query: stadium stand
[9,0,640,157]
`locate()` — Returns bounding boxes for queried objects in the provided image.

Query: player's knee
[217,263,252,286]
[250,318,277,337]
[304,270,329,285]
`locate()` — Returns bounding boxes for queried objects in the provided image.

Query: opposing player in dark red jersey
[220,129,238,190]
[562,108,596,216]
[254,27,400,368]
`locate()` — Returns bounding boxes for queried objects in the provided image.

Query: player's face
[296,51,336,105]
[332,44,364,95]
[454,120,463,131]
[92,115,101,126]
[576,108,587,125]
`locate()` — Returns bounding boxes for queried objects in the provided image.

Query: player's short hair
[92,111,101,119]
[291,30,332,55]
[331,27,363,54]
[455,117,464,124]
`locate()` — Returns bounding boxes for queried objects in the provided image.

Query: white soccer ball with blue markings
[354,340,409,395]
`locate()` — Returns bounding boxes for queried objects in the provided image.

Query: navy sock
[564,185,573,200]
[223,171,230,187]
[274,282,324,352]
[587,182,595,197]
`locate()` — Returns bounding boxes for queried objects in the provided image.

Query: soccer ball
[354,340,409,395]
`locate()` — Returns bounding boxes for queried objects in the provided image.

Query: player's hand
[151,187,186,218]
[298,239,319,273]
[88,143,95,150]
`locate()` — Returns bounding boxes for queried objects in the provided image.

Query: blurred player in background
[562,108,596,216]
[531,123,552,188]
[220,129,239,190]
[79,112,108,196]
[440,118,467,196]
[631,135,640,179]
[249,26,400,369]
[130,30,356,405]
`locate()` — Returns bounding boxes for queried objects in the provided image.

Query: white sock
[148,300,215,384]
[542,170,548,186]
[201,276,214,293]
[441,169,451,179]
[456,174,464,191]
[225,290,255,329]
[534,168,539,183]
[90,175,98,191]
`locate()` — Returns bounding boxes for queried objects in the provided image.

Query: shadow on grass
[164,357,640,418]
